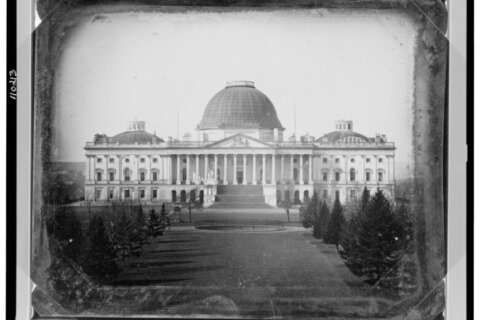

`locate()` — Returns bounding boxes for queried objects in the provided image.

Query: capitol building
[84,81,396,208]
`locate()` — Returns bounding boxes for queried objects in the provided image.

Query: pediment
[206,134,273,149]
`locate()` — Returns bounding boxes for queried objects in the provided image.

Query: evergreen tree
[130,206,148,254]
[112,210,135,266]
[148,208,162,237]
[325,198,346,251]
[302,191,321,229]
[302,192,329,239]
[340,189,405,283]
[360,187,370,212]
[83,216,119,283]
[318,200,330,239]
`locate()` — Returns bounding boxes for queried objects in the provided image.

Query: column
[195,154,199,183]
[176,155,181,184]
[224,154,228,184]
[135,155,139,181]
[280,155,285,184]
[374,155,378,184]
[186,155,191,184]
[86,156,91,181]
[233,154,238,185]
[262,154,266,185]
[148,155,152,182]
[362,155,366,183]
[252,154,257,185]
[204,154,208,180]
[104,155,108,181]
[308,155,313,184]
[243,154,247,185]
[214,154,218,182]
[271,154,276,185]
[167,156,172,184]
[291,155,294,183]
[300,155,304,184]
[118,155,122,182]
[344,155,348,183]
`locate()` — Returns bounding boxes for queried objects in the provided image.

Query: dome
[316,131,371,143]
[198,81,283,130]
[110,130,163,144]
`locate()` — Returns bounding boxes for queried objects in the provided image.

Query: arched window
[124,168,131,181]
[190,190,196,202]
[199,190,204,204]
[180,190,187,202]
[303,190,310,202]
[276,190,282,204]
[171,190,177,202]
[294,190,300,204]
[350,168,355,181]
[284,190,290,202]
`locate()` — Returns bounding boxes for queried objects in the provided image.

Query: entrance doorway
[237,170,244,184]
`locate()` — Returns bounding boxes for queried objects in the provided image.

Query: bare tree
[84,191,94,224]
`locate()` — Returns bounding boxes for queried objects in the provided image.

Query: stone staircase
[209,185,272,209]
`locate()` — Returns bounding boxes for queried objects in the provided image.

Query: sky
[52,8,418,177]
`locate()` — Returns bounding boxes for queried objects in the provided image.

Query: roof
[316,131,372,143]
[108,130,164,145]
[198,81,284,130]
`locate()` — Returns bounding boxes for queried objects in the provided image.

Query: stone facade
[84,82,395,206]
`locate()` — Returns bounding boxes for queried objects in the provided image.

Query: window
[322,157,328,164]
[152,157,158,163]
[335,158,340,163]
[95,188,102,199]
[97,158,102,163]
[124,189,130,198]
[350,189,356,200]
[124,168,131,181]
[108,189,114,199]
[109,171,114,181]
[153,189,158,198]
[140,158,145,163]
[125,158,130,163]
[366,158,371,163]
[378,158,383,163]
[323,172,328,181]
[96,172,102,181]
[322,189,328,199]
[335,172,340,181]
[335,190,340,200]
[350,169,355,181]
[366,171,371,181]
[152,172,158,181]
[293,157,298,163]
[348,124,351,130]
[140,172,145,181]
[109,158,114,163]
[350,158,355,163]
[378,172,383,182]
[140,189,145,199]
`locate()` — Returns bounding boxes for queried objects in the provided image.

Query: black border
[6,0,17,319]
[467,0,473,319]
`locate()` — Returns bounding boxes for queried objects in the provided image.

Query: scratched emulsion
[31,1,448,319]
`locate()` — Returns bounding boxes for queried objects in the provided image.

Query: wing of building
[84,81,396,207]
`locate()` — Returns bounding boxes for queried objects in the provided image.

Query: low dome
[317,131,371,143]
[111,131,163,144]
[198,81,283,130]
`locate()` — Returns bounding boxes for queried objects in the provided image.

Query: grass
[38,205,414,318]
